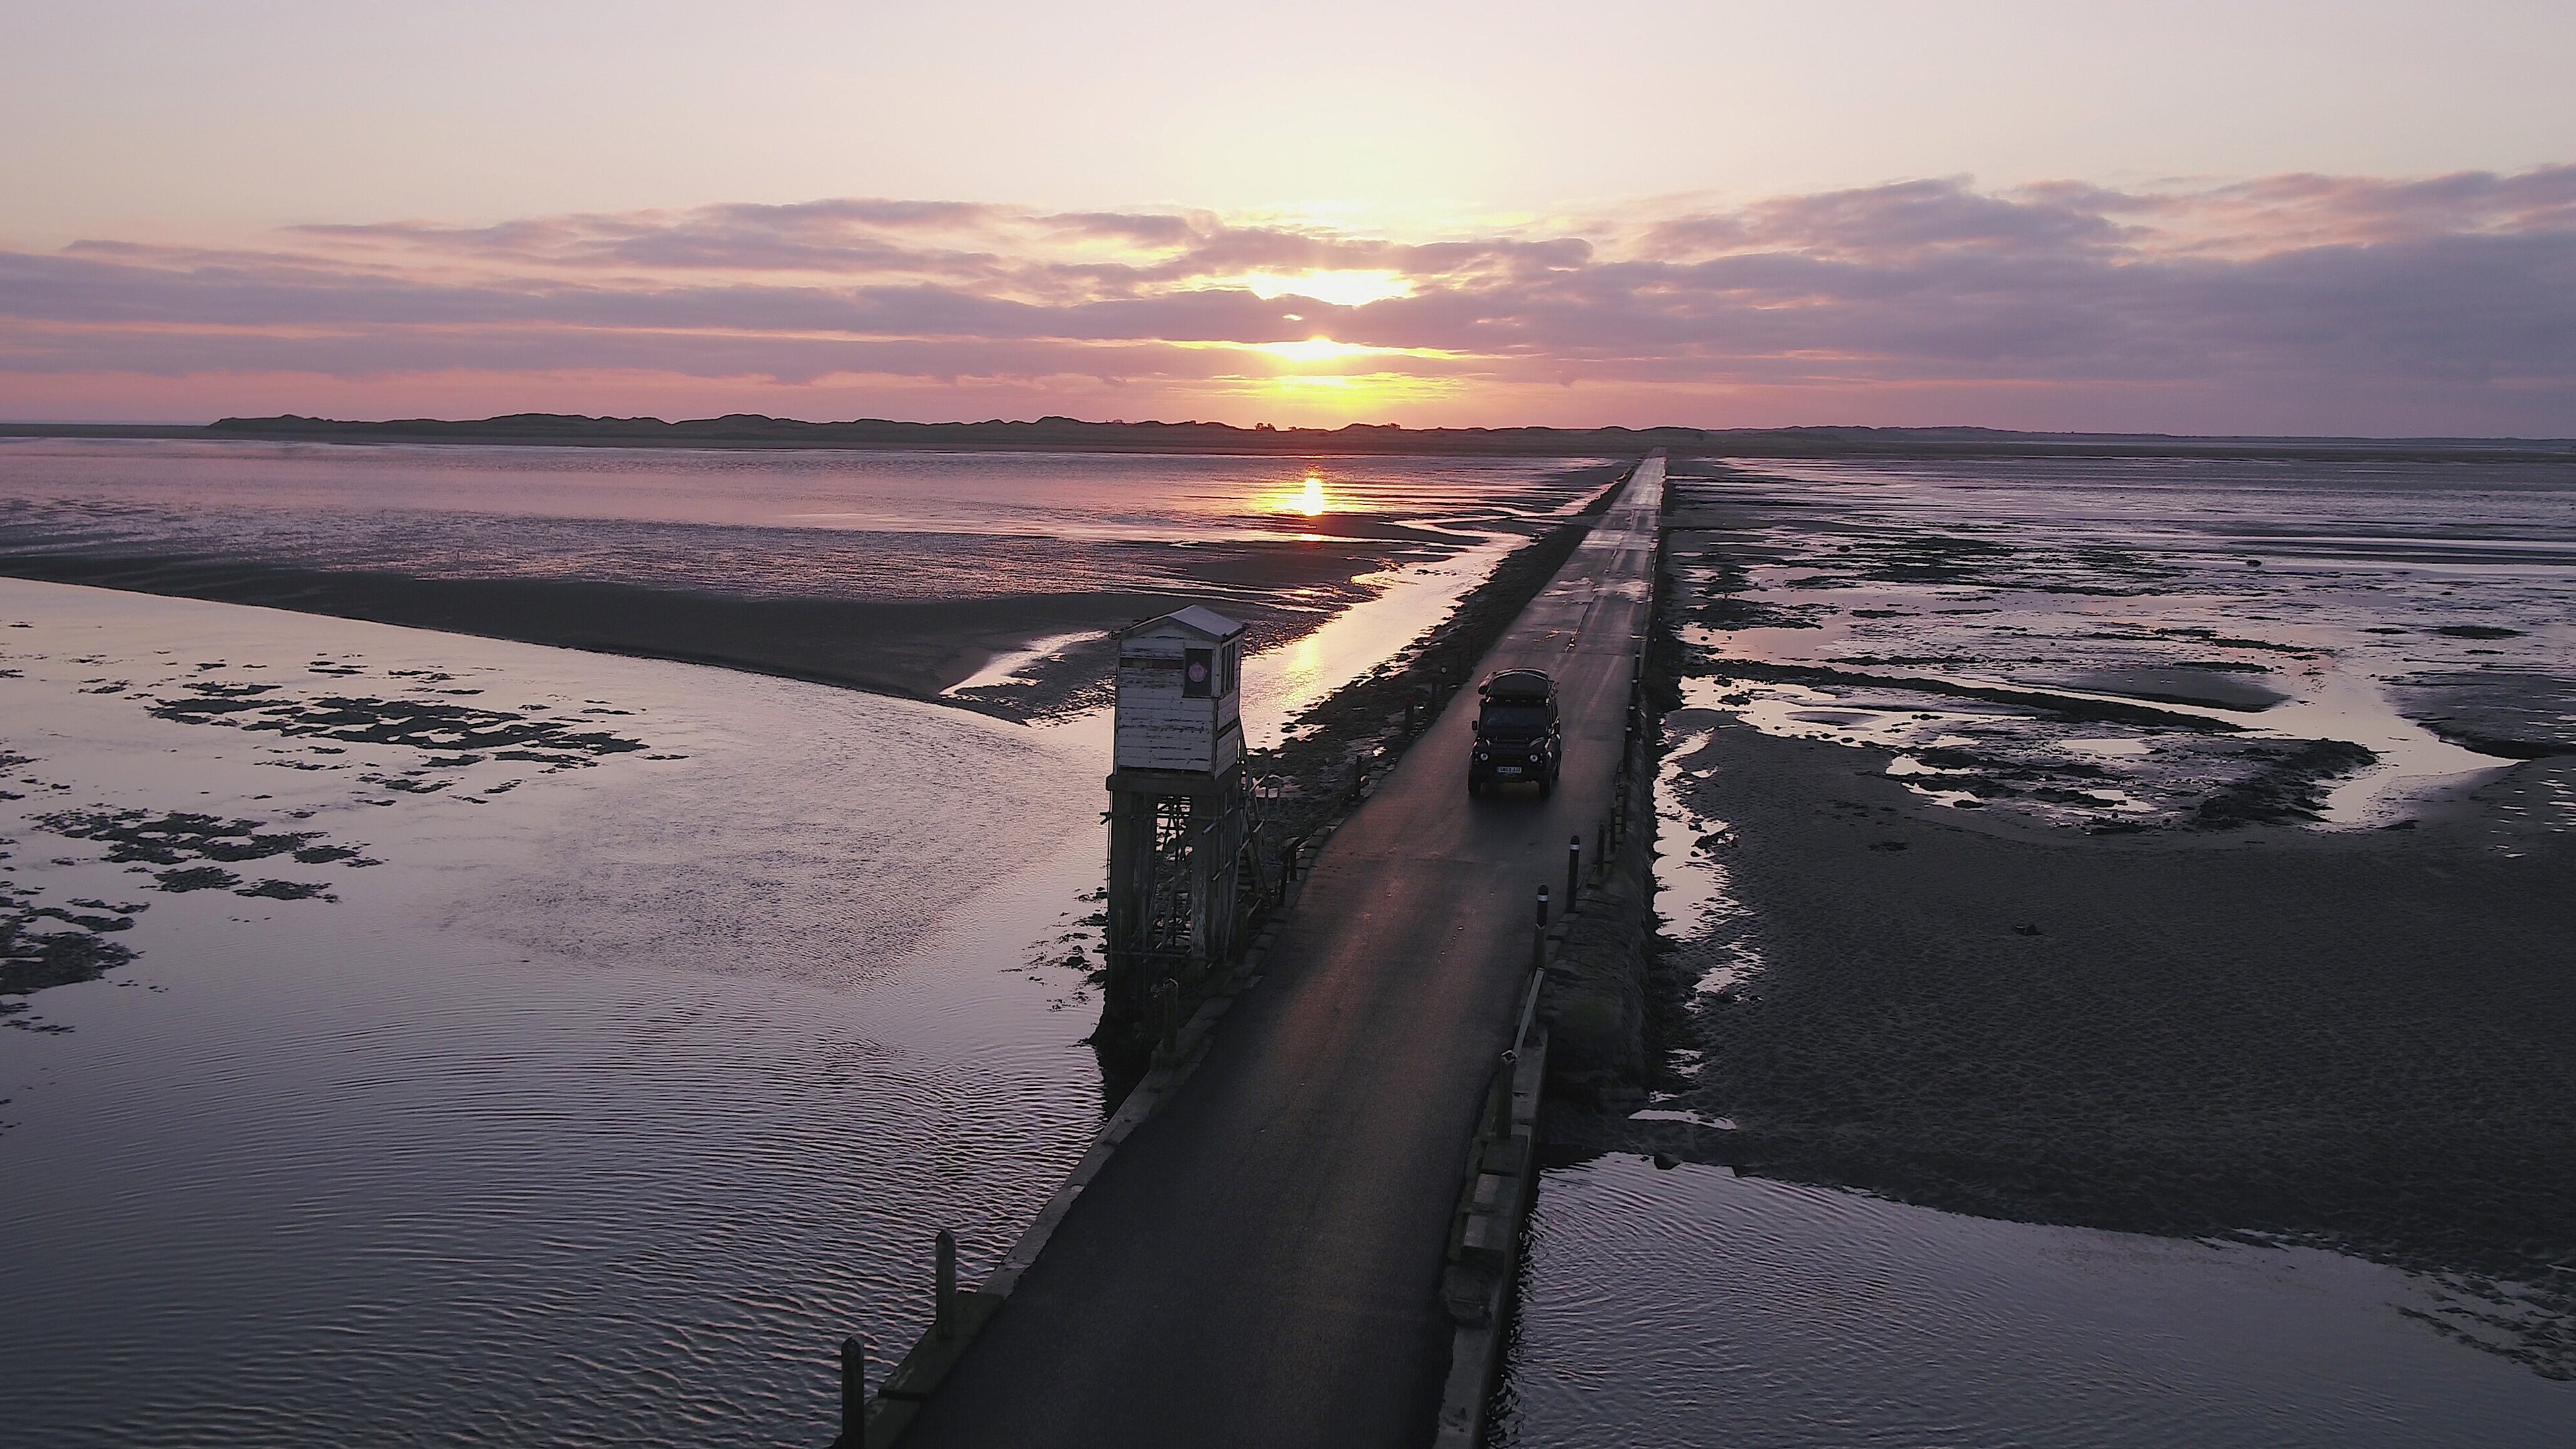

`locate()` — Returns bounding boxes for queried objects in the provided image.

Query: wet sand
[1662,720,2576,1373]
[1633,455,2576,1378]
[0,551,1189,710]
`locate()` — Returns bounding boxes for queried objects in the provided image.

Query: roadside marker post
[934,1231,957,1342]
[837,1336,865,1446]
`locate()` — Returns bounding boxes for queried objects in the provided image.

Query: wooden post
[839,1336,866,1444]
[1594,822,1608,878]
[1102,787,1152,1031]
[934,1230,957,1340]
[1533,886,1550,971]
[1566,835,1581,905]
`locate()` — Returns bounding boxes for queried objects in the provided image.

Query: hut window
[1183,647,1215,698]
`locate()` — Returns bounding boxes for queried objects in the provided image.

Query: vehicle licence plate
[1497,766,1523,775]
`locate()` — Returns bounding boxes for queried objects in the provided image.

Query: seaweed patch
[1,804,374,1018]
[1,881,143,1012]
[142,690,645,767]
[34,808,379,885]
[39,808,336,866]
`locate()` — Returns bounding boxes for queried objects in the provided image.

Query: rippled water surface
[1498,1157,2576,1448]
[0,583,1130,1444]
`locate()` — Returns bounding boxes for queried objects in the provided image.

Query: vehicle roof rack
[1479,668,1556,701]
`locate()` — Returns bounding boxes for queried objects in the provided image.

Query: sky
[5,0,2573,434]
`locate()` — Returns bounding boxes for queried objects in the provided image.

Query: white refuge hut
[1102,605,1256,1039]
[1112,604,1246,779]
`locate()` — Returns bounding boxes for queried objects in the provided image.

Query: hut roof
[1124,604,1244,643]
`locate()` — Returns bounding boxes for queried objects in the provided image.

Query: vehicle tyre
[1466,777,1482,797]
[1538,772,1554,798]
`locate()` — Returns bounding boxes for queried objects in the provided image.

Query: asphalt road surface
[902,453,1666,1448]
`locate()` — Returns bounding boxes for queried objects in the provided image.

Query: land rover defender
[1467,668,1561,796]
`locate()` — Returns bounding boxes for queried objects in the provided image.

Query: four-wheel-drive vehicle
[1468,668,1561,796]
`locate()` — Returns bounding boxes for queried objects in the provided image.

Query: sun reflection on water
[1262,472,1333,518]
[1281,635,1323,696]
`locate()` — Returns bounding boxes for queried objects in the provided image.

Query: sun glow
[1229,270,1415,307]
[1300,474,1326,516]
[1256,337,1382,364]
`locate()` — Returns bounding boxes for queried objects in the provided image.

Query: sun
[1300,474,1326,517]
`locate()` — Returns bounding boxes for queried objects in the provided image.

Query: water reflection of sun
[1287,636,1322,689]
[1266,472,1332,517]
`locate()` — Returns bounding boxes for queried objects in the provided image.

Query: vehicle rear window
[1481,704,1552,731]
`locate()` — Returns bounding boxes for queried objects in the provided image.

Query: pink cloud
[4,168,2572,434]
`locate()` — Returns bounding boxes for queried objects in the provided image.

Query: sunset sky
[6,1,2573,433]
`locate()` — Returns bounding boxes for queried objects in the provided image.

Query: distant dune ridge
[7,415,2570,460]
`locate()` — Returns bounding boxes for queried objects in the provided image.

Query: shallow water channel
[1496,1156,2575,1448]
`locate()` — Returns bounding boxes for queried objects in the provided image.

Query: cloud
[5,168,2572,432]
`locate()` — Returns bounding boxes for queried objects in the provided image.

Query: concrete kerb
[1432,491,1671,1448]
[1428,743,1658,1448]
[1434,1022,1550,1448]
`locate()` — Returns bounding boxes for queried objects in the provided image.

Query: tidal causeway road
[903,453,1666,1448]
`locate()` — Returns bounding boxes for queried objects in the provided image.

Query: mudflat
[1652,453,2576,1375]
[0,551,1201,710]
[1676,724,2574,1303]
[1627,456,2576,1371]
